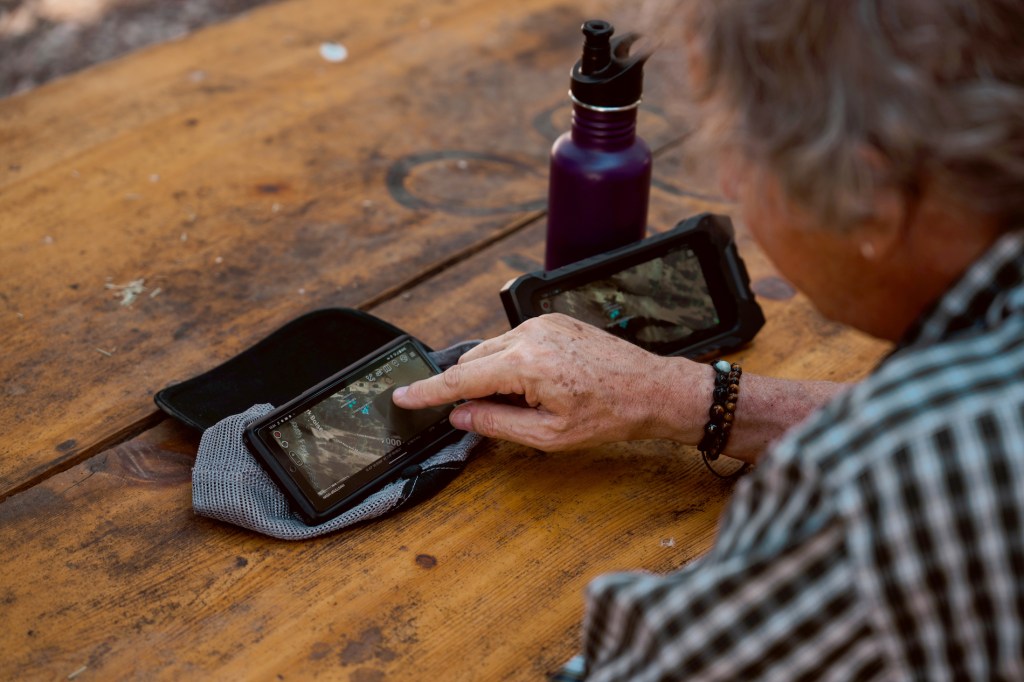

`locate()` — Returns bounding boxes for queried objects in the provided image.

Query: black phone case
[241,335,461,525]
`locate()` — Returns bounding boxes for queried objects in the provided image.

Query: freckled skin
[393,314,704,451]
[392,315,844,462]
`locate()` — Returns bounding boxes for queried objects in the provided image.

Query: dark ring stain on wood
[530,101,569,144]
[387,108,723,218]
[56,439,77,452]
[386,150,546,216]
[752,276,797,301]
[414,554,437,569]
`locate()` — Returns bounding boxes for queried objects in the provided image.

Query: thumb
[450,400,562,451]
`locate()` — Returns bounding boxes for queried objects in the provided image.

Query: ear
[858,185,908,261]
[854,145,912,262]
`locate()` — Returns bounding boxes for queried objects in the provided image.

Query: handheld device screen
[534,244,720,354]
[256,341,453,501]
[501,214,765,358]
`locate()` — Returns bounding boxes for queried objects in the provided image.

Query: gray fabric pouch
[192,342,482,540]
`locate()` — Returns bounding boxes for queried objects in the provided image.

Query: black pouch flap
[154,308,408,431]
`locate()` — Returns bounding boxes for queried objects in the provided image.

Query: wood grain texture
[0,0,689,498]
[1,416,731,680]
[0,0,894,677]
[0,167,888,680]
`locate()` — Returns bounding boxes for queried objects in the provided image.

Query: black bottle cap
[570,20,651,109]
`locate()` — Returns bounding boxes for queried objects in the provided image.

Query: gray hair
[692,0,1024,230]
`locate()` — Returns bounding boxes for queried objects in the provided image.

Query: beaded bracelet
[698,359,749,479]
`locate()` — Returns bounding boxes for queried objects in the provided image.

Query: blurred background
[0,0,279,98]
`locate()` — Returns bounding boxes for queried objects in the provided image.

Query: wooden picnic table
[0,0,889,678]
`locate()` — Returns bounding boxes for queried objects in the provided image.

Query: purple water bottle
[544,20,653,270]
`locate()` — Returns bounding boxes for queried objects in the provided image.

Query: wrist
[645,357,717,445]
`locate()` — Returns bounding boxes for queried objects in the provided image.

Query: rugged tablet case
[500,213,765,359]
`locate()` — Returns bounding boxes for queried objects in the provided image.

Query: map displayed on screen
[536,246,720,353]
[267,344,452,499]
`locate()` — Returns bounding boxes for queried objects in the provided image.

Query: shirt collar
[894,230,1024,352]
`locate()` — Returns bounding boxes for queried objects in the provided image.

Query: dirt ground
[0,0,279,98]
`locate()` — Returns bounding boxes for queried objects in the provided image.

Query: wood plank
[0,0,688,498]
[0,145,890,679]
[1,0,892,674]
[0,417,728,680]
[0,0,684,192]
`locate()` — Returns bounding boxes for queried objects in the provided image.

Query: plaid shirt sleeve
[556,233,1024,681]
[577,447,882,681]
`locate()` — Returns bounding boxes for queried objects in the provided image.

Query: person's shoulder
[771,314,1024,484]
[852,313,1024,444]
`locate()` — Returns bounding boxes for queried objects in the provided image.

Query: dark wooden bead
[709,404,725,419]
[731,363,742,374]
[728,383,740,394]
[713,387,728,402]
[727,393,738,403]
[705,422,720,437]
[723,412,734,423]
[725,402,736,412]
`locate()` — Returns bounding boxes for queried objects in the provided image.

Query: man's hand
[393,314,711,451]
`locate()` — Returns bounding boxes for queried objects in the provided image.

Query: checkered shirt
[559,231,1024,681]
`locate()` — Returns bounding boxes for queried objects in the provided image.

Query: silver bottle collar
[569,92,642,112]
